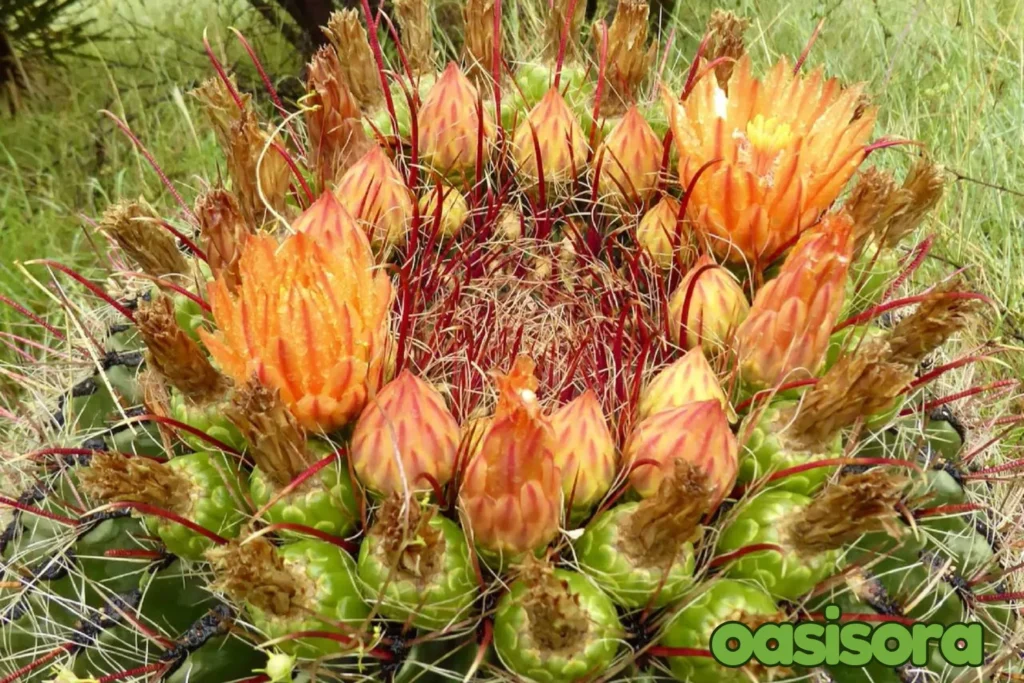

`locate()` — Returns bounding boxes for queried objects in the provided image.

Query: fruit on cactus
[625,398,738,508]
[636,348,731,421]
[547,389,618,515]
[659,579,780,683]
[460,358,562,561]
[357,495,477,630]
[334,145,415,249]
[718,471,906,599]
[419,183,470,238]
[201,226,392,433]
[734,213,854,390]
[593,105,662,206]
[79,451,246,560]
[350,369,460,497]
[230,377,358,538]
[134,293,246,453]
[636,194,684,268]
[417,62,495,178]
[667,255,750,354]
[664,55,875,264]
[207,537,370,659]
[513,86,589,187]
[739,339,912,494]
[493,559,622,682]
[575,460,707,608]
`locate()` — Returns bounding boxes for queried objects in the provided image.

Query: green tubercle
[146,451,246,559]
[739,401,841,496]
[250,456,358,540]
[170,388,247,453]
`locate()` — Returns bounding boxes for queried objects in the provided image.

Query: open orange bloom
[665,55,875,264]
[202,198,392,433]
[460,357,562,558]
[734,213,854,389]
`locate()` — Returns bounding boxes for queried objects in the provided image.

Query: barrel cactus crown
[2,2,1021,683]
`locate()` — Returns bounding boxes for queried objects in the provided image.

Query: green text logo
[709,605,983,668]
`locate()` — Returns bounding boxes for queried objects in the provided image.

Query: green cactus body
[163,634,267,683]
[716,490,836,600]
[143,452,246,560]
[659,579,778,683]
[493,569,622,682]
[169,389,246,454]
[574,502,695,609]
[245,540,369,659]
[357,511,476,631]
[739,402,841,496]
[250,457,358,540]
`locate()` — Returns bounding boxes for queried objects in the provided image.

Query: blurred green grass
[1,0,1022,374]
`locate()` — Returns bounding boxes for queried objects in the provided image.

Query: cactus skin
[574,503,695,609]
[716,490,836,600]
[244,540,370,659]
[357,513,476,630]
[660,580,778,683]
[493,569,622,683]
[249,459,358,539]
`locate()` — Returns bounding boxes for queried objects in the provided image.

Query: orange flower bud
[594,106,662,206]
[735,213,854,389]
[291,191,368,262]
[334,146,414,249]
[664,56,875,264]
[636,195,683,268]
[460,358,562,558]
[637,348,731,421]
[513,87,588,187]
[202,224,392,432]
[548,390,618,512]
[418,62,494,178]
[667,255,750,354]
[350,370,460,496]
[625,399,737,510]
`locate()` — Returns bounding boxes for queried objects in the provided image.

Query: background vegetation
[1,0,1022,375]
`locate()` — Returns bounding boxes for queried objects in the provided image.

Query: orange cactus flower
[334,145,414,249]
[202,203,392,433]
[593,105,663,206]
[667,255,750,354]
[734,213,854,389]
[637,348,731,421]
[350,370,460,496]
[460,357,562,558]
[418,62,494,178]
[513,86,588,186]
[548,389,618,512]
[625,399,737,510]
[664,56,875,264]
